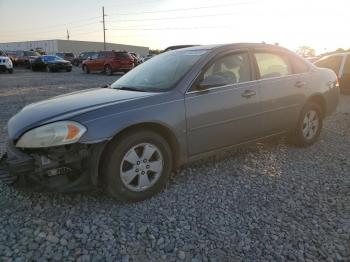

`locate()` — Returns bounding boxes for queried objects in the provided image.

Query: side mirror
[198,75,229,90]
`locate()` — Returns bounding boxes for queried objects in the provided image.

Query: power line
[109,25,230,31]
[107,12,240,23]
[107,1,255,17]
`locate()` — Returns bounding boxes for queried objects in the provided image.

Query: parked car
[56,52,75,63]
[163,45,199,52]
[13,50,40,68]
[129,52,143,66]
[72,52,97,66]
[5,51,17,64]
[30,55,72,72]
[314,53,350,92]
[143,54,155,62]
[82,50,134,75]
[0,43,339,201]
[0,50,13,73]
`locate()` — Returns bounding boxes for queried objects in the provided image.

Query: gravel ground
[0,68,349,261]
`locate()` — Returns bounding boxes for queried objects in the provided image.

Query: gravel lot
[0,68,349,261]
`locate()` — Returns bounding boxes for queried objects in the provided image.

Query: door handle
[295,81,306,88]
[241,90,256,98]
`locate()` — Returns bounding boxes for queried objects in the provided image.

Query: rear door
[94,52,107,71]
[185,50,262,156]
[253,50,308,135]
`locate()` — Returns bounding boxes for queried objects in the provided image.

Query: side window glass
[203,52,251,85]
[98,52,106,59]
[254,52,292,79]
[91,53,99,59]
[343,56,350,73]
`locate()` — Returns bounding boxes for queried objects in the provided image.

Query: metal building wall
[0,40,58,53]
[0,40,149,56]
[56,40,149,56]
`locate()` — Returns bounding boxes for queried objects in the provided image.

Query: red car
[13,50,40,68]
[82,51,134,75]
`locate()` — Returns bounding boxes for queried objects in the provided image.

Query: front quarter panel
[72,91,187,159]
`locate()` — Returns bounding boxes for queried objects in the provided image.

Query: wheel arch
[306,94,327,118]
[97,122,182,183]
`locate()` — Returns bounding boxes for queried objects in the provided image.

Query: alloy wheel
[120,143,163,192]
[302,110,319,140]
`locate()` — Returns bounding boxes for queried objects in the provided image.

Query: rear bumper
[0,141,107,192]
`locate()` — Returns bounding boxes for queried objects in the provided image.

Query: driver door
[185,51,262,156]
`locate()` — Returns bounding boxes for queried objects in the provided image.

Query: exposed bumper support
[0,141,107,192]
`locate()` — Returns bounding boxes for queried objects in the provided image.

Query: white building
[0,39,149,56]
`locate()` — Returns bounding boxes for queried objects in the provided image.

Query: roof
[178,43,291,52]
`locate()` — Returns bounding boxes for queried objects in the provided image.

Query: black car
[31,55,72,72]
[56,52,75,63]
[72,51,97,66]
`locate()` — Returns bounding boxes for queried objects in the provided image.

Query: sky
[0,0,349,54]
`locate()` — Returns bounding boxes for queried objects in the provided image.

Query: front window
[203,52,251,84]
[254,52,292,79]
[111,50,206,91]
[42,56,63,62]
[24,51,39,56]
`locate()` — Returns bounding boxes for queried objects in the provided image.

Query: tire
[0,155,16,185]
[103,130,173,201]
[291,102,323,147]
[8,69,13,74]
[104,65,113,76]
[83,65,90,74]
[66,68,72,72]
[46,65,52,73]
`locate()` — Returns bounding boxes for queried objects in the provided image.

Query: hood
[48,59,70,64]
[8,88,157,140]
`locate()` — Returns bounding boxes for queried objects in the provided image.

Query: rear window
[65,53,74,57]
[115,52,131,59]
[314,55,343,75]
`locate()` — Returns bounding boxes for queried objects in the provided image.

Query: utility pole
[102,6,107,50]
[66,29,70,40]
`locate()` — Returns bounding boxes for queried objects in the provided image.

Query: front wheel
[291,102,323,147]
[104,65,113,76]
[82,65,90,74]
[103,130,173,201]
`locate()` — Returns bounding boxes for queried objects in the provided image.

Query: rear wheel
[83,65,90,74]
[291,102,323,147]
[105,65,113,76]
[103,130,172,201]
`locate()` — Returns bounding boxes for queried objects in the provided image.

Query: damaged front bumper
[0,140,106,192]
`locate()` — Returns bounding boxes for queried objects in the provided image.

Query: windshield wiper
[115,86,146,92]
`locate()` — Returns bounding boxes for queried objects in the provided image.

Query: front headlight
[16,121,87,148]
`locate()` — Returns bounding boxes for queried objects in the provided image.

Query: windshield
[111,50,206,91]
[42,55,63,62]
[24,51,39,56]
